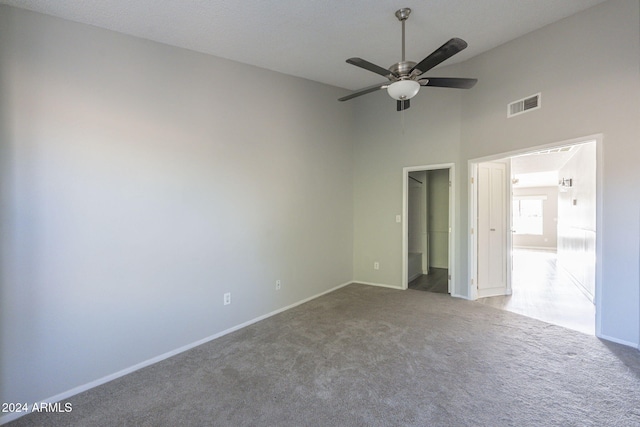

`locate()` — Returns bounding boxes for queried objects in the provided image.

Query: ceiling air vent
[507,93,541,118]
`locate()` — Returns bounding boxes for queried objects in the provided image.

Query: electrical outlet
[374,262,380,270]
[223,292,231,305]
[275,280,281,290]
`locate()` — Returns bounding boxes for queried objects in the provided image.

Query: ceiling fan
[338,8,477,111]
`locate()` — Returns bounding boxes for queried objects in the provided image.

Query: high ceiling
[1,0,608,90]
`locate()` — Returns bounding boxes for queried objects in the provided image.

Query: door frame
[402,163,456,292]
[467,134,603,335]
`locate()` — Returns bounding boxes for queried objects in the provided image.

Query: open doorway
[402,164,455,294]
[469,136,600,335]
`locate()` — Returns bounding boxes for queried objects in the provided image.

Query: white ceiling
[1,0,608,90]
[511,147,578,187]
[512,149,577,175]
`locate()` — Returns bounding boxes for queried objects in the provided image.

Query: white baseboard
[430,264,448,269]
[354,281,403,290]
[477,287,512,299]
[408,272,422,282]
[596,333,639,349]
[0,280,353,426]
[513,246,556,252]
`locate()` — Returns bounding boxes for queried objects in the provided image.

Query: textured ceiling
[0,0,608,90]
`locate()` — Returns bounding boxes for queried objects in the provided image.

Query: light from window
[513,198,543,235]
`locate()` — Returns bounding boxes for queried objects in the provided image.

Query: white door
[477,162,509,298]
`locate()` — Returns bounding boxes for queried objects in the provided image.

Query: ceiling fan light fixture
[387,80,420,100]
[338,8,476,110]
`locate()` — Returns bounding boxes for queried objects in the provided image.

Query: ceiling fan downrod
[338,7,477,110]
[395,8,411,62]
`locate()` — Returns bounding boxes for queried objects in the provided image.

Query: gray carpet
[9,283,640,426]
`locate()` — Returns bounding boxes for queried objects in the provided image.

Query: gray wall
[352,89,462,287]
[0,6,354,406]
[459,0,639,345]
[407,171,427,257]
[427,169,449,269]
[353,0,640,345]
[2,0,640,412]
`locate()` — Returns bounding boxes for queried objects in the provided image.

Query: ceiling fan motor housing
[337,7,476,109]
[389,61,417,78]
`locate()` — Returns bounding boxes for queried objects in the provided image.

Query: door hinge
[470,177,474,184]
[448,275,452,280]
[471,278,474,285]
[471,228,474,235]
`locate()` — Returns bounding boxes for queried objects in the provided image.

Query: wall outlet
[374,262,380,270]
[223,292,231,305]
[275,280,281,290]
[395,215,401,223]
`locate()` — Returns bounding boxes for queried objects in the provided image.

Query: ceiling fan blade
[410,38,468,75]
[338,82,389,102]
[420,77,478,89]
[397,100,410,111]
[346,58,398,79]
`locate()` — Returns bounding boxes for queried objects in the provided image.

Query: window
[513,196,545,235]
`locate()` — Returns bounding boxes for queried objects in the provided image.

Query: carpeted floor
[9,283,640,426]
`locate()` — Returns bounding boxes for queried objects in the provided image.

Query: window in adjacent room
[512,195,546,235]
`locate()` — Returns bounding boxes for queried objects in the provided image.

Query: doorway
[402,164,455,293]
[469,136,601,335]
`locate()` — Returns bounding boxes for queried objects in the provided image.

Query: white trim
[596,333,638,349]
[0,280,354,426]
[356,281,403,290]
[469,134,600,164]
[402,163,456,295]
[506,159,513,298]
[468,162,479,300]
[513,246,557,251]
[594,136,604,339]
[450,292,473,300]
[449,166,456,295]
[468,134,603,339]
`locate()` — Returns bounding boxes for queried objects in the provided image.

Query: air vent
[507,93,541,118]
